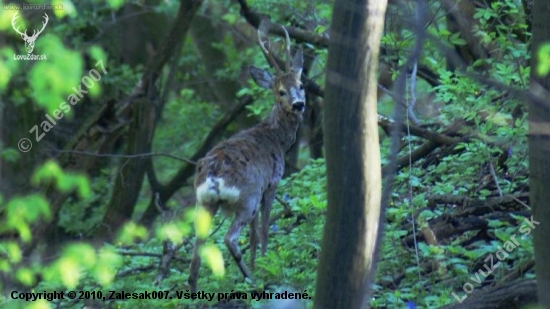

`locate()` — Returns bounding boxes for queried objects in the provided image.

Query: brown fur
[188,51,305,292]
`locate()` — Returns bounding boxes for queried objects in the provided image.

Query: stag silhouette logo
[11,11,49,54]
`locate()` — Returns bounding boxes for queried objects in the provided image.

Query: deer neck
[262,103,302,151]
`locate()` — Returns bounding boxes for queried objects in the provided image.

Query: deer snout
[289,87,305,112]
[292,101,305,112]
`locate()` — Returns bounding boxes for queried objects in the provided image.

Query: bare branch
[49,149,196,165]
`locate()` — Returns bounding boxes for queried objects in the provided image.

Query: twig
[236,0,329,48]
[118,251,162,258]
[489,161,503,197]
[209,217,227,238]
[116,264,157,278]
[510,195,531,210]
[270,196,293,225]
[50,149,196,164]
[154,240,188,285]
[275,196,292,212]
[408,62,421,125]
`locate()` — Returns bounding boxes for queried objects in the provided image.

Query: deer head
[250,26,305,115]
[12,12,49,54]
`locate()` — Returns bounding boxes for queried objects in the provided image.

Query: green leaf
[88,46,107,66]
[449,33,467,46]
[156,223,186,243]
[536,44,550,77]
[201,244,225,277]
[236,87,252,97]
[194,206,212,239]
[16,267,35,286]
[117,222,148,245]
[0,241,22,263]
[65,243,97,268]
[94,247,122,285]
[107,0,125,10]
[52,0,77,18]
[32,161,91,198]
[4,194,51,242]
[1,148,19,162]
[30,35,83,115]
[32,160,63,185]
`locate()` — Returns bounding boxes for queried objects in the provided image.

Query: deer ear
[250,66,274,89]
[292,49,303,76]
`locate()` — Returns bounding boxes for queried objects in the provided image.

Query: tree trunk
[314,1,386,308]
[529,0,550,307]
[100,98,156,239]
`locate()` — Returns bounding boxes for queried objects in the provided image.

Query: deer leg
[249,214,259,269]
[188,203,219,293]
[260,185,277,255]
[225,195,260,280]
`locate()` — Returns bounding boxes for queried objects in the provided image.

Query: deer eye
[299,84,304,90]
[278,90,286,96]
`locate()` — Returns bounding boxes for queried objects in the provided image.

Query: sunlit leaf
[536,44,550,77]
[56,176,73,192]
[0,9,18,30]
[0,260,9,272]
[5,194,51,242]
[194,206,212,239]
[107,0,125,10]
[32,161,63,185]
[88,46,107,64]
[0,241,22,263]
[27,299,51,309]
[16,267,35,286]
[74,176,91,198]
[117,222,148,245]
[65,243,96,268]
[52,0,77,18]
[31,161,91,198]
[201,244,225,277]
[94,247,122,285]
[156,223,185,243]
[29,35,83,115]
[58,257,81,288]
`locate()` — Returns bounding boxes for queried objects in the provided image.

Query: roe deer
[188,26,304,292]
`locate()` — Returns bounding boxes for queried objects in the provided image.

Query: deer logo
[188,25,305,293]
[11,12,49,54]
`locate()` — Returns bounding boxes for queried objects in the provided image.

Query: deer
[188,26,305,293]
[11,11,49,54]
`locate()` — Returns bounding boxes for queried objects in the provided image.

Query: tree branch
[236,0,329,48]
[49,149,196,164]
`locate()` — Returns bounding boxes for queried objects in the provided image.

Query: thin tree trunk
[314,1,386,308]
[529,0,550,307]
[99,0,203,238]
[100,98,156,239]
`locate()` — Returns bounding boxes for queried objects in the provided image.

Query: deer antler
[11,12,27,37]
[257,25,282,75]
[282,26,292,72]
